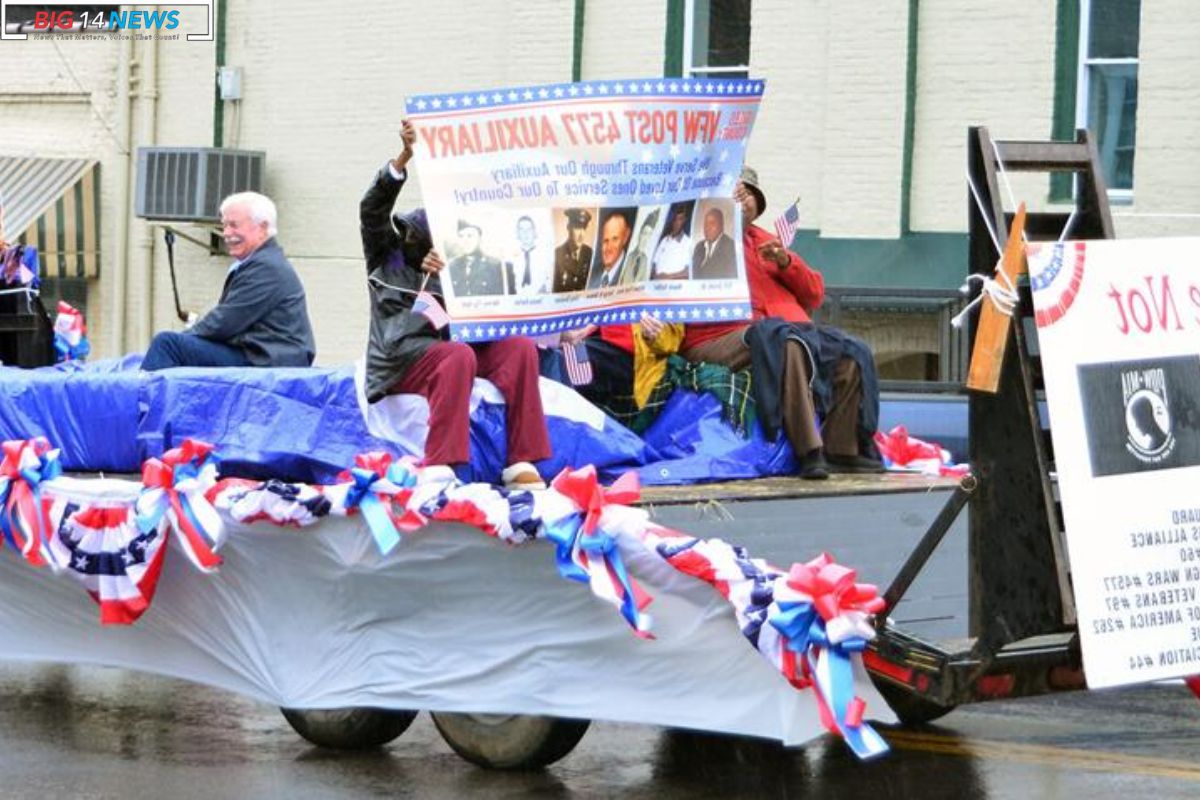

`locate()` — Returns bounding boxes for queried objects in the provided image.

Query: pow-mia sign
[1121,367,1174,463]
[1078,356,1200,477]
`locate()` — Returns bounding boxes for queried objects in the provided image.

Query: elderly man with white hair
[142,191,315,370]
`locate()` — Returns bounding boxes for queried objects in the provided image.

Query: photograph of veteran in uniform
[552,207,596,293]
[504,212,552,296]
[446,218,505,297]
[587,207,637,290]
[650,200,695,280]
[691,200,738,280]
[620,207,663,286]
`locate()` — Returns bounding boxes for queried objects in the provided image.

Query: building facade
[1,0,1195,368]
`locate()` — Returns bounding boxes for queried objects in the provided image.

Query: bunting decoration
[45,502,169,625]
[0,436,889,758]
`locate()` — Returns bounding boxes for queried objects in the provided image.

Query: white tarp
[0,480,891,745]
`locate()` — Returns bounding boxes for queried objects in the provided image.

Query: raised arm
[360,120,417,271]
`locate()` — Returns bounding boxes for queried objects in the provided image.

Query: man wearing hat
[447,219,504,297]
[357,119,550,490]
[553,207,593,292]
[679,166,882,479]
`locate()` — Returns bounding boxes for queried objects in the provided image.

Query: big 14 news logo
[32,8,180,31]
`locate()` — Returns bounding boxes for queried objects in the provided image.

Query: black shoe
[798,449,829,480]
[825,453,886,474]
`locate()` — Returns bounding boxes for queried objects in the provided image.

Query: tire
[871,677,956,725]
[430,712,590,770]
[280,706,417,750]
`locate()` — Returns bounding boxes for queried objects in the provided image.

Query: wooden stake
[966,203,1027,393]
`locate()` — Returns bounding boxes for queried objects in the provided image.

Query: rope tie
[951,266,1018,330]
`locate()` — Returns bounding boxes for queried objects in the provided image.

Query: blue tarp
[0,358,966,485]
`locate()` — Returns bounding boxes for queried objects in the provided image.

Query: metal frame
[865,126,1115,713]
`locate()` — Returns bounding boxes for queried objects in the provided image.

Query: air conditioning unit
[134,147,266,222]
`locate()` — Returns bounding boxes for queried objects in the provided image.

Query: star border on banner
[404,78,765,115]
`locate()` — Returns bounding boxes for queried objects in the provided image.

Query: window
[1077,0,1140,194]
[683,0,751,79]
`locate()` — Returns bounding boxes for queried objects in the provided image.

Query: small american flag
[562,342,593,387]
[773,201,800,247]
[412,291,450,330]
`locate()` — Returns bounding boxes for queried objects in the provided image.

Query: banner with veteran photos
[1029,237,1200,688]
[404,77,763,343]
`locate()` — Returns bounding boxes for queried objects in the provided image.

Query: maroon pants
[389,337,551,467]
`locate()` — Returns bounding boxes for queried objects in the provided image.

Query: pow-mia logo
[1079,356,1200,477]
[1122,367,1176,464]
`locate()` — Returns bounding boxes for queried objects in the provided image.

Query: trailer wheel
[872,678,956,725]
[430,712,590,770]
[280,707,417,750]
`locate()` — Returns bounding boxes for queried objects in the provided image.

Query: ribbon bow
[338,451,425,555]
[769,553,889,759]
[551,465,640,535]
[137,439,225,572]
[547,467,652,636]
[52,301,90,363]
[0,438,62,567]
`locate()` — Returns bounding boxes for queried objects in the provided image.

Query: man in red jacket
[680,167,881,479]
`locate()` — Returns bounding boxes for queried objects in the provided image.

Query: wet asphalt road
[2,661,1199,799]
[4,492,1199,798]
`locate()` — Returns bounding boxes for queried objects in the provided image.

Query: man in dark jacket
[141,192,315,370]
[360,120,550,489]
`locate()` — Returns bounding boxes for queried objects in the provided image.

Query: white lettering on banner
[1030,237,1200,688]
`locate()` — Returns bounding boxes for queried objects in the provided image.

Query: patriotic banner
[1030,237,1200,688]
[405,77,763,343]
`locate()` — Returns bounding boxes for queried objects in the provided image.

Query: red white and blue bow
[52,300,90,363]
[547,467,653,637]
[334,451,425,555]
[770,553,889,759]
[0,437,62,567]
[136,440,225,572]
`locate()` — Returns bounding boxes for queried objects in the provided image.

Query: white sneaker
[501,461,546,491]
[417,464,456,486]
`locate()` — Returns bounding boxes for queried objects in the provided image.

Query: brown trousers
[682,329,863,458]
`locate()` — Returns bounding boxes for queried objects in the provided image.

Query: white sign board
[1031,237,1200,688]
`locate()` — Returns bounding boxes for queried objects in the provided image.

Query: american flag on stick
[562,342,593,387]
[772,199,800,248]
[412,273,450,329]
[412,291,450,330]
